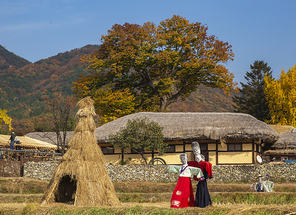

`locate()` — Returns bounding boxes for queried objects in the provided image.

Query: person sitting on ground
[168,153,204,208]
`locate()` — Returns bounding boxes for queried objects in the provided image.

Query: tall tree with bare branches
[45,93,76,153]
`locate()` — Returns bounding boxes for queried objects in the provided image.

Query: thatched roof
[0,134,57,150]
[95,112,279,144]
[269,125,295,134]
[272,128,296,149]
[264,149,296,156]
[25,131,74,146]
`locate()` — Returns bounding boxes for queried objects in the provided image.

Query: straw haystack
[41,97,120,206]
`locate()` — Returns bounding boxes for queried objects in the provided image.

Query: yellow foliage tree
[0,109,12,131]
[264,65,296,127]
[93,85,135,125]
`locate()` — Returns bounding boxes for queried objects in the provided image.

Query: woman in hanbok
[168,153,204,208]
[188,141,213,208]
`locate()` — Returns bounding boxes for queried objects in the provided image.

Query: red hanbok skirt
[171,177,195,208]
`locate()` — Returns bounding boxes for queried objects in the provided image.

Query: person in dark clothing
[9,132,16,149]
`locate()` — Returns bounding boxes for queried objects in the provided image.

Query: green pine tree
[232,60,272,121]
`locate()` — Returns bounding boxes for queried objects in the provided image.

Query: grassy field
[0,178,295,214]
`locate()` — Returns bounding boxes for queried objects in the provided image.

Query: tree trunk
[141,153,148,165]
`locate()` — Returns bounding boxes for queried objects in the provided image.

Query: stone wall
[24,161,59,180]
[24,162,296,182]
[0,160,20,177]
[211,163,296,182]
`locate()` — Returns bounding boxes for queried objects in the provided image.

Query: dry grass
[114,181,296,193]
[0,177,48,194]
[1,178,296,194]
[0,194,42,203]
[0,178,296,214]
[0,202,295,215]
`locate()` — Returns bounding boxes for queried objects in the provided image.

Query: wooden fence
[0,148,62,177]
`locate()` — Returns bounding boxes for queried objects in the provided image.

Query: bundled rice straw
[41,97,120,206]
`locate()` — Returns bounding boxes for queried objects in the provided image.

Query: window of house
[101,146,114,154]
[228,143,242,151]
[168,145,175,153]
[256,144,260,152]
[200,144,207,151]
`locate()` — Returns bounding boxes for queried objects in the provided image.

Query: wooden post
[216,140,218,165]
[252,140,255,164]
[20,153,24,177]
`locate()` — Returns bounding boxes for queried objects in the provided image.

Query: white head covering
[191,141,201,155]
[180,153,188,165]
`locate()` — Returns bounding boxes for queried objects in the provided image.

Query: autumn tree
[74,15,237,119]
[264,65,296,127]
[45,93,77,154]
[109,117,167,165]
[232,60,272,121]
[0,109,12,134]
[90,84,135,125]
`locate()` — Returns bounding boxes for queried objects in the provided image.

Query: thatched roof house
[0,134,57,151]
[272,128,296,149]
[269,125,295,134]
[263,128,296,162]
[25,131,74,147]
[264,149,296,156]
[95,112,278,144]
[95,112,279,165]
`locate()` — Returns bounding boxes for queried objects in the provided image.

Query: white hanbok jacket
[168,165,204,178]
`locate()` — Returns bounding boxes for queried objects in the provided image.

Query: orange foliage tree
[74,15,237,119]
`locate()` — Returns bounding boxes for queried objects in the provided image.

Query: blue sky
[1,0,296,86]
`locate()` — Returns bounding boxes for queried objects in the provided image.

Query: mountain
[168,85,234,112]
[0,44,236,135]
[0,44,99,119]
[0,45,31,70]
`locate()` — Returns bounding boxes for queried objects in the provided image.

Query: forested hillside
[0,44,99,119]
[0,45,31,70]
[0,44,235,135]
[168,85,234,112]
